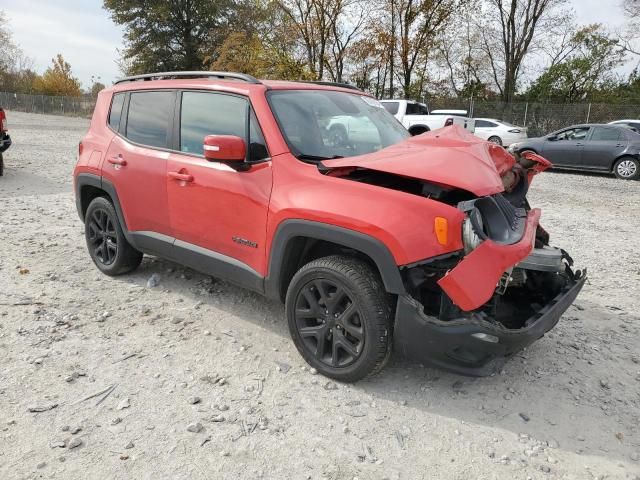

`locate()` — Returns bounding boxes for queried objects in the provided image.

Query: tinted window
[125,91,174,148]
[108,93,125,131]
[476,120,497,128]
[591,127,624,142]
[180,92,247,155]
[382,102,399,115]
[406,103,427,115]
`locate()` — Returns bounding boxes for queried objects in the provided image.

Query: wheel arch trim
[265,219,406,301]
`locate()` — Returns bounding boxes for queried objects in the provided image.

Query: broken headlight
[462,212,484,254]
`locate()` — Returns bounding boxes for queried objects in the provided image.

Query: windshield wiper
[297,153,344,161]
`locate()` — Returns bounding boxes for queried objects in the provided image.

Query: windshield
[268,90,410,160]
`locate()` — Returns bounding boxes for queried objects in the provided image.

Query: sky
[0,0,632,90]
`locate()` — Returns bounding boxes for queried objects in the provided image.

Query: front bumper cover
[393,272,586,376]
[0,133,11,153]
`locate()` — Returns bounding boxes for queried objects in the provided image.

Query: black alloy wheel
[84,196,143,276]
[294,278,365,368]
[286,255,393,382]
[87,208,118,265]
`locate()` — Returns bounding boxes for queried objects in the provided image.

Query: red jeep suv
[74,72,585,381]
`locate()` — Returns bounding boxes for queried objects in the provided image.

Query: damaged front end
[394,151,586,376]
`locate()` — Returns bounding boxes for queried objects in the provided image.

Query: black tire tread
[286,255,393,382]
[85,196,143,276]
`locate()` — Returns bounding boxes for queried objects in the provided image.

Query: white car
[473,118,528,147]
[608,119,640,132]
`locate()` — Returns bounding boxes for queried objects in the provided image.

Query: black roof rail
[114,71,261,85]
[297,80,362,92]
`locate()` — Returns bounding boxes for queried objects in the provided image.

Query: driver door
[166,91,272,274]
[542,127,590,167]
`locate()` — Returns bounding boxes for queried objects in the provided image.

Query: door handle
[108,155,127,166]
[575,143,583,146]
[168,171,194,182]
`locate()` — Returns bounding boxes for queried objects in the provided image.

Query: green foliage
[527,25,625,102]
[103,0,235,74]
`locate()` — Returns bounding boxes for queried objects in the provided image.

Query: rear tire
[285,255,393,382]
[488,136,502,146]
[84,196,143,276]
[613,156,639,180]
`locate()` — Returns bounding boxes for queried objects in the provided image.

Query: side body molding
[75,176,405,301]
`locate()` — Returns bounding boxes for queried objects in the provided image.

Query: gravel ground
[1,111,639,480]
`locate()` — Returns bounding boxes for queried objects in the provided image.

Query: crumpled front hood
[322,125,516,196]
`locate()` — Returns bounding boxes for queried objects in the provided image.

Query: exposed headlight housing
[462,214,484,254]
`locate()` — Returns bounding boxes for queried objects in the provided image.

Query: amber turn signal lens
[435,217,448,245]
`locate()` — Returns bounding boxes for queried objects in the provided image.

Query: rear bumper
[0,133,11,153]
[393,273,586,376]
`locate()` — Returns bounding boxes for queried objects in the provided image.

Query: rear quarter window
[125,91,174,149]
[108,93,125,131]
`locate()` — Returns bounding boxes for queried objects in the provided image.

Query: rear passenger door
[581,126,628,171]
[103,90,175,243]
[166,90,272,275]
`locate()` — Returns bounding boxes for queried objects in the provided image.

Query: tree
[437,0,495,98]
[276,0,355,80]
[480,0,568,102]
[33,54,82,97]
[527,24,625,102]
[210,31,311,79]
[103,0,234,74]
[0,10,37,93]
[392,0,463,98]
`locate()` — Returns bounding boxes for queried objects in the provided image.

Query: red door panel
[167,153,272,275]
[103,134,171,235]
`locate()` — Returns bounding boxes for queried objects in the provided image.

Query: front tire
[84,196,143,276]
[613,156,639,180]
[286,255,393,382]
[0,153,4,176]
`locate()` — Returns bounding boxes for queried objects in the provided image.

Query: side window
[125,91,174,148]
[180,91,247,155]
[591,127,624,141]
[249,110,269,162]
[418,104,430,115]
[405,103,420,115]
[476,120,491,128]
[382,102,399,115]
[108,93,125,131]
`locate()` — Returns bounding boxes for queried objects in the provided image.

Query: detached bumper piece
[394,267,586,376]
[0,133,11,153]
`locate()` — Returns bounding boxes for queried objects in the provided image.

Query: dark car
[0,108,11,176]
[509,124,640,180]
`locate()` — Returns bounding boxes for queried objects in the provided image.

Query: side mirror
[203,135,246,162]
[547,135,557,141]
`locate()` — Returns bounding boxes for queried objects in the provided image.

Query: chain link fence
[0,91,96,117]
[428,98,640,136]
[1,90,639,137]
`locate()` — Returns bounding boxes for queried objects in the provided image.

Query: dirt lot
[1,111,639,480]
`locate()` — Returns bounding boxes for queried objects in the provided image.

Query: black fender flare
[264,219,406,300]
[75,173,130,241]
